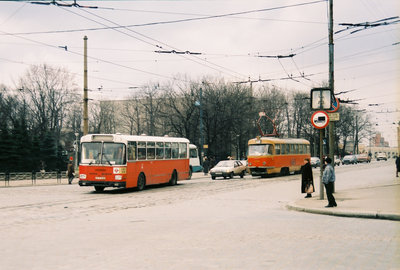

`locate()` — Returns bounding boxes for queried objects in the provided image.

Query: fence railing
[0,171,68,186]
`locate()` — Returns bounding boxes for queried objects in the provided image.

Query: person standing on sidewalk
[203,157,210,176]
[322,157,337,208]
[301,158,314,198]
[67,161,75,184]
[396,156,400,177]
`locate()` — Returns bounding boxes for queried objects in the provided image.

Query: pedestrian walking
[396,156,400,177]
[67,161,75,184]
[322,157,337,208]
[203,157,210,176]
[301,158,314,198]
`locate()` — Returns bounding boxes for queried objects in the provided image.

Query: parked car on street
[210,160,246,180]
[310,157,320,168]
[334,155,341,166]
[376,152,387,161]
[356,153,371,163]
[342,155,357,165]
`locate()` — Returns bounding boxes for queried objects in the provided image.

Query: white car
[210,160,246,180]
[310,157,320,168]
[376,153,387,161]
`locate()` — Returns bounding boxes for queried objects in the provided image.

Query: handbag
[306,184,314,193]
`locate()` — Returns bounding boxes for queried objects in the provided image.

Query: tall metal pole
[328,0,335,193]
[83,36,89,135]
[199,87,204,163]
[320,129,324,200]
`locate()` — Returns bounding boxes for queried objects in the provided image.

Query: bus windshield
[81,142,126,165]
[248,144,272,156]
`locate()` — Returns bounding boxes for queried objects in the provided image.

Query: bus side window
[171,143,179,159]
[275,144,280,155]
[286,144,290,154]
[147,142,155,159]
[295,144,299,154]
[280,144,285,155]
[165,142,172,159]
[128,141,137,161]
[179,143,187,158]
[156,142,164,159]
[138,142,146,160]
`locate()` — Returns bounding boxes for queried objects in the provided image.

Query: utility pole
[199,87,204,163]
[83,36,89,135]
[328,0,335,192]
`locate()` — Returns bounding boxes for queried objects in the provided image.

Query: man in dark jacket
[67,161,74,184]
[301,158,314,198]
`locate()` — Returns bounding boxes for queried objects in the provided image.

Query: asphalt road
[0,161,398,269]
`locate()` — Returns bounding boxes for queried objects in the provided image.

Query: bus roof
[81,134,190,144]
[248,137,310,145]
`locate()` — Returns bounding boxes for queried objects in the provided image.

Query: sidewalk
[287,180,400,221]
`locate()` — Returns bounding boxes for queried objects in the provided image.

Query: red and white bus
[247,137,311,177]
[78,134,190,192]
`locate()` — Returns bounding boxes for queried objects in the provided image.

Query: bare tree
[120,96,143,135]
[17,64,78,137]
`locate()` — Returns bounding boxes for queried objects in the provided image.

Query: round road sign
[327,97,340,113]
[311,111,329,129]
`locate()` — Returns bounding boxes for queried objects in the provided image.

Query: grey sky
[0,0,399,145]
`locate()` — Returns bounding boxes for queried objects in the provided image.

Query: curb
[286,203,400,221]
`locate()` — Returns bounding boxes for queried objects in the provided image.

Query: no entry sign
[311,111,330,129]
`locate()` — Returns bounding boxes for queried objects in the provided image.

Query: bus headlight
[115,175,122,180]
[80,174,87,179]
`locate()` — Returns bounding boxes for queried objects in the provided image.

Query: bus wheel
[169,170,177,186]
[94,186,105,192]
[137,173,146,191]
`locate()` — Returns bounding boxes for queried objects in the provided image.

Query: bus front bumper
[79,180,126,188]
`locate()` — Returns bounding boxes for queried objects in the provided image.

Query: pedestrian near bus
[203,157,210,176]
[301,158,314,198]
[322,157,337,207]
[67,161,74,184]
[396,156,400,177]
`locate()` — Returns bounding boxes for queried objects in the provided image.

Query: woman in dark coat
[301,158,314,198]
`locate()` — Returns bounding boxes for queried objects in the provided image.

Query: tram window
[275,144,281,155]
[295,144,299,154]
[286,144,290,154]
[280,144,285,154]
